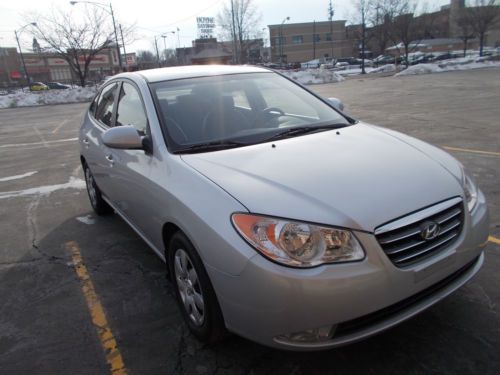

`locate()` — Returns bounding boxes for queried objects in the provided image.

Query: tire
[83,163,113,215]
[168,231,227,343]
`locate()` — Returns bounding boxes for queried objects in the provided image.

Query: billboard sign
[197,17,215,39]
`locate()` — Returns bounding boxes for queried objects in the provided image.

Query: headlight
[463,171,478,212]
[231,213,365,267]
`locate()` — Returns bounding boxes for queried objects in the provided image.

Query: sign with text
[197,17,215,39]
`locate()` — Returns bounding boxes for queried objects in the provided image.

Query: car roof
[114,65,270,83]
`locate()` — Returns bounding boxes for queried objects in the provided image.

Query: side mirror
[328,97,344,112]
[102,125,144,150]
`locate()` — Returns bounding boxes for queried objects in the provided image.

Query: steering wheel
[253,107,285,127]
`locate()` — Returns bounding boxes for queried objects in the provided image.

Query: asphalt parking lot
[0,68,499,375]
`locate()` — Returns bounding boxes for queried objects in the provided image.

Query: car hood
[181,123,464,232]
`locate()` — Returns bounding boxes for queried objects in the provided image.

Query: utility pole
[328,0,334,62]
[361,1,366,74]
[119,24,127,71]
[14,23,36,91]
[161,35,167,66]
[279,16,290,67]
[154,36,161,68]
[108,3,122,70]
[230,0,238,64]
[313,20,316,60]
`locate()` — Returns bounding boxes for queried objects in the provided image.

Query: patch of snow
[0,176,86,199]
[396,58,500,77]
[0,171,38,182]
[369,64,397,74]
[280,69,345,85]
[76,215,95,225]
[0,86,96,109]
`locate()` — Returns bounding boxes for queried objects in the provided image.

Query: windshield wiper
[174,139,248,154]
[264,123,347,142]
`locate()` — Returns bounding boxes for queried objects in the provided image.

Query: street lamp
[70,1,123,71]
[161,31,175,66]
[279,17,290,67]
[14,22,37,91]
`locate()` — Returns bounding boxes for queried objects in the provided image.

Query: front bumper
[206,193,489,350]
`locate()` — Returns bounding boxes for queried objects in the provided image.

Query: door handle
[105,154,114,165]
[83,138,90,148]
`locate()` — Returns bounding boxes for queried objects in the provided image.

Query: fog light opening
[275,324,337,344]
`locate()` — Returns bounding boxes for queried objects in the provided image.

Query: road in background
[0,68,499,374]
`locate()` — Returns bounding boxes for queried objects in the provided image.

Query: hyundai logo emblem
[420,221,441,241]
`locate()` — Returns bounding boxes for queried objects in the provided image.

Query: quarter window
[95,83,119,126]
[115,82,148,134]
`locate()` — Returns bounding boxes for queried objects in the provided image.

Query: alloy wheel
[174,248,205,326]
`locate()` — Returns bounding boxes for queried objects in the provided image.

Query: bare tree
[370,0,392,56]
[462,0,500,56]
[25,6,124,86]
[217,0,260,63]
[351,0,373,74]
[386,0,435,67]
[137,50,156,63]
[456,9,476,57]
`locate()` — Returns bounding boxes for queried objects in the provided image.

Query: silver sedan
[79,65,489,350]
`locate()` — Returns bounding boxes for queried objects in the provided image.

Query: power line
[142,0,223,30]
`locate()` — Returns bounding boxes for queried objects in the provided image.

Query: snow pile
[396,64,442,76]
[0,86,96,109]
[369,64,397,74]
[396,58,500,76]
[282,69,345,84]
[336,68,375,76]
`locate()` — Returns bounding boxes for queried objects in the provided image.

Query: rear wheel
[83,163,112,215]
[168,232,226,342]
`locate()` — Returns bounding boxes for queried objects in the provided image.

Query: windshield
[151,72,350,153]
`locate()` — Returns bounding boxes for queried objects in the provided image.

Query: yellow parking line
[443,146,500,157]
[66,241,128,375]
[489,236,500,245]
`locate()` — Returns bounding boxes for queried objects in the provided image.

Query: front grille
[375,198,464,267]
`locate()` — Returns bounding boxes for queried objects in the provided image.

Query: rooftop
[123,65,268,83]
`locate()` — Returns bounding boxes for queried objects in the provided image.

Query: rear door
[83,81,120,199]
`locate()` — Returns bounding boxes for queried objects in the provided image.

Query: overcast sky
[0,0,450,53]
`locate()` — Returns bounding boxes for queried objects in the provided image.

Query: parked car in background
[80,65,488,350]
[30,82,49,91]
[46,82,70,90]
[373,55,396,66]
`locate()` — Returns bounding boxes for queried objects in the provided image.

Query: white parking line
[0,137,78,149]
[0,171,38,182]
[0,176,85,199]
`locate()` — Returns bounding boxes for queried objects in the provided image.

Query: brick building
[268,20,356,64]
[0,47,120,87]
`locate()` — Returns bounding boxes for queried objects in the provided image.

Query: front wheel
[168,232,226,342]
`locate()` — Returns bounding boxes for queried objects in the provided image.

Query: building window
[292,35,303,44]
[313,34,321,42]
[325,33,332,41]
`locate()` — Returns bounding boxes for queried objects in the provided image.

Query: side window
[115,82,148,134]
[89,93,99,116]
[95,83,119,126]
